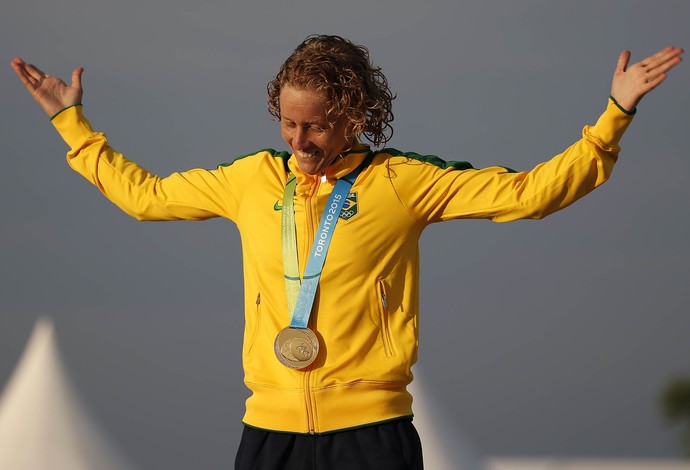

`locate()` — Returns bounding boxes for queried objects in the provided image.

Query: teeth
[297,152,318,159]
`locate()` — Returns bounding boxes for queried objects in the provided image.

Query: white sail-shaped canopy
[410,371,488,470]
[0,317,136,470]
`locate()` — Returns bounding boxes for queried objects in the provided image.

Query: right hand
[11,57,84,118]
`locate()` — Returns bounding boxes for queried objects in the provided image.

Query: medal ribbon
[281,164,363,329]
[281,175,300,318]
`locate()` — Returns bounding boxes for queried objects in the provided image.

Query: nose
[292,126,309,151]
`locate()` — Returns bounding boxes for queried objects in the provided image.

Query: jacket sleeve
[51,106,243,221]
[395,98,634,224]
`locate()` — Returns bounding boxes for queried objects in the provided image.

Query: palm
[610,46,684,111]
[36,77,79,109]
[11,58,83,117]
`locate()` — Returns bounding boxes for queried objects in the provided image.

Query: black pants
[235,419,424,470]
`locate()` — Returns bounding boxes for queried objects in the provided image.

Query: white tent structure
[0,317,136,470]
[410,371,488,470]
[409,374,690,470]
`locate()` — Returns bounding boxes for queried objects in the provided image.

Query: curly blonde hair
[267,35,395,148]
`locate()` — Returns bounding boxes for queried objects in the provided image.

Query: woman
[11,36,683,469]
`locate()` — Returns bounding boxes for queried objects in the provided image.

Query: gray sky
[2,0,690,468]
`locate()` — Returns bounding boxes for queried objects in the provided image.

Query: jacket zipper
[304,371,316,434]
[302,175,321,434]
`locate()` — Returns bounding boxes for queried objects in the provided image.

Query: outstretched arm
[10,57,237,222]
[11,57,84,118]
[610,46,684,112]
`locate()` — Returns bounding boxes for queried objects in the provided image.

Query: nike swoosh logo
[274,200,283,211]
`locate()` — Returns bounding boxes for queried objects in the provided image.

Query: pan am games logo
[339,192,358,220]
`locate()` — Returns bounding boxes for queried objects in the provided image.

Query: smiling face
[279,85,351,176]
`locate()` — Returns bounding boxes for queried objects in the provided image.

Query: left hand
[610,46,684,112]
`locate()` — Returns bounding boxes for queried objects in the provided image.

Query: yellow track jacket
[51,98,633,434]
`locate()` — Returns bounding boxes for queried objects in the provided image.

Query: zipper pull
[379,283,388,309]
[256,293,261,305]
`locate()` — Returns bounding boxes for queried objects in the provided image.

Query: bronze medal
[274,327,319,369]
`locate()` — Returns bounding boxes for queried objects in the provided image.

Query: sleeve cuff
[608,95,636,116]
[49,104,83,121]
[50,104,101,149]
[581,97,635,151]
